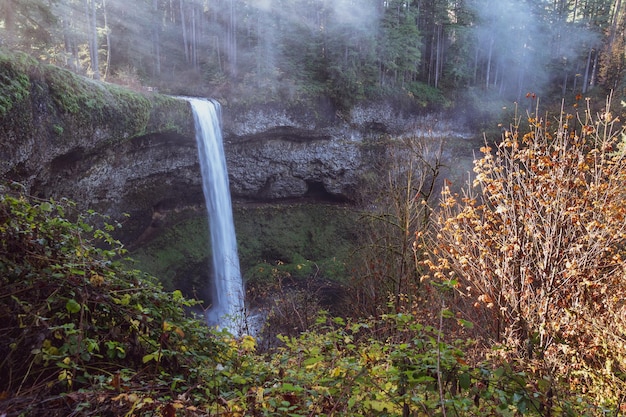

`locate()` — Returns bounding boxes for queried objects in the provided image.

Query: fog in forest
[0,0,620,109]
[467,0,603,101]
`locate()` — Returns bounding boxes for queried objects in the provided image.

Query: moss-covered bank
[0,48,193,186]
[129,203,360,306]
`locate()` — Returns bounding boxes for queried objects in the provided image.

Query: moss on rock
[234,203,359,283]
[129,215,211,301]
[0,47,194,183]
[129,203,360,305]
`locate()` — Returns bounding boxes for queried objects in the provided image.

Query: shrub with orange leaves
[429,97,626,405]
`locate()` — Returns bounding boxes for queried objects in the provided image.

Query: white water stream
[186,97,244,334]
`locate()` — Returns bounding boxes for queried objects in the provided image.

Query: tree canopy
[1,0,624,106]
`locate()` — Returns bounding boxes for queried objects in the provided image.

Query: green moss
[149,94,195,132]
[234,203,359,283]
[0,47,192,150]
[0,61,30,117]
[42,65,156,138]
[130,203,361,298]
[129,216,210,291]
[105,83,153,135]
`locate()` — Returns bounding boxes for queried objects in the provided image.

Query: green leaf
[303,356,323,367]
[113,293,131,306]
[333,317,345,326]
[69,268,86,276]
[458,372,471,390]
[280,383,304,393]
[65,299,81,314]
[441,309,454,319]
[412,375,436,384]
[172,289,183,301]
[457,318,474,329]
[364,400,395,412]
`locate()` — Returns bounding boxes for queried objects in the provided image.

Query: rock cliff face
[0,51,204,240]
[226,127,362,201]
[221,100,447,202]
[0,49,468,246]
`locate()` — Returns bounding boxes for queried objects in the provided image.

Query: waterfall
[186,97,244,334]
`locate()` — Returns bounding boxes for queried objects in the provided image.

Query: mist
[467,0,604,102]
[1,0,619,107]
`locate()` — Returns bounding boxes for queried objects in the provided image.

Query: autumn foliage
[6,97,626,414]
[429,97,626,403]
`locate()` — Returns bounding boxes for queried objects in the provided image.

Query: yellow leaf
[90,274,104,287]
[241,335,256,352]
[112,393,127,402]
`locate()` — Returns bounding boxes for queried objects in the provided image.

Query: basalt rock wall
[221,99,453,202]
[0,49,467,245]
[0,50,198,241]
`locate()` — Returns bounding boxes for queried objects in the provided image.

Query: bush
[350,135,444,317]
[407,81,451,110]
[429,97,626,407]
[0,183,231,415]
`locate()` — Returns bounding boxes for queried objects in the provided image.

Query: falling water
[186,97,244,333]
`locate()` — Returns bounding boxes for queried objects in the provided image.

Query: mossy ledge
[0,49,199,243]
[0,48,194,190]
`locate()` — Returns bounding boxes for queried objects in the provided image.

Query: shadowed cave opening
[304,180,348,203]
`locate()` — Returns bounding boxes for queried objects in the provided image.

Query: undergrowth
[0,181,609,416]
[0,182,233,416]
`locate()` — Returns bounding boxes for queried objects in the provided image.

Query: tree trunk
[4,0,16,43]
[103,0,111,79]
[91,0,99,80]
[228,0,238,78]
[85,0,100,80]
[61,1,79,72]
[485,37,494,89]
[516,65,526,103]
[473,44,478,85]
[191,4,197,69]
[583,47,592,93]
[180,0,189,63]
[152,0,161,77]
[435,23,442,88]
[609,0,623,48]
[590,48,599,87]
[428,29,435,85]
